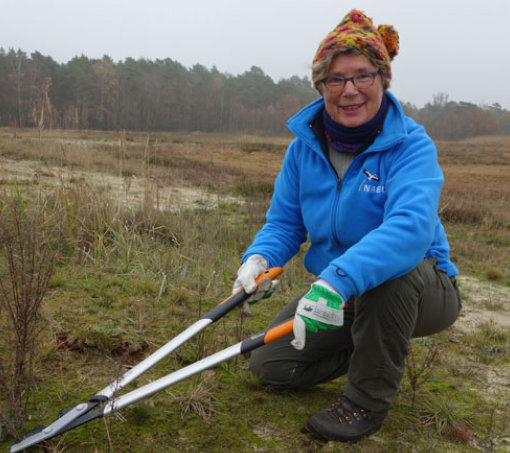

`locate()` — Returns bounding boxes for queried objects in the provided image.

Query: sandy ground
[0,158,243,211]
[455,275,510,334]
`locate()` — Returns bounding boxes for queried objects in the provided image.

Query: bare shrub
[405,338,441,408]
[0,188,62,436]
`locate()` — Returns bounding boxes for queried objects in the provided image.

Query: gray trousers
[249,258,462,412]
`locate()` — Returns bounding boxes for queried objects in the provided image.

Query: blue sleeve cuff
[318,265,358,302]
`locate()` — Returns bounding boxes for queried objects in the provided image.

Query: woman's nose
[342,79,359,95]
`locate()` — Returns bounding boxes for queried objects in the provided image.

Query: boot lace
[327,396,368,424]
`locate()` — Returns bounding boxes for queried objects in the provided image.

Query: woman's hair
[312,46,391,93]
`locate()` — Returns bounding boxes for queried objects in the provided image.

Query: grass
[0,127,509,451]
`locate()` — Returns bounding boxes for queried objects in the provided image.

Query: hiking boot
[305,396,387,443]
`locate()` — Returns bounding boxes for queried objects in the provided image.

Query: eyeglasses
[320,71,379,92]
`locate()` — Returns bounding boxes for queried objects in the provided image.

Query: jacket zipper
[307,119,357,250]
[331,178,342,247]
[330,152,364,250]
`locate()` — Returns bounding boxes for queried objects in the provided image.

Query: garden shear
[11,267,293,452]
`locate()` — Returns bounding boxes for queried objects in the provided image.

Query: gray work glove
[233,254,280,316]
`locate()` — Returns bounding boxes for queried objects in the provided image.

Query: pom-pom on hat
[313,9,399,72]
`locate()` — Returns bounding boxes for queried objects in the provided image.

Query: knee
[355,275,422,338]
[248,348,265,378]
[249,349,302,388]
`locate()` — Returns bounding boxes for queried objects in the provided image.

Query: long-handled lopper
[11,267,283,452]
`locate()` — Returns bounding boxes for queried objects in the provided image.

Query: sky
[2,0,509,109]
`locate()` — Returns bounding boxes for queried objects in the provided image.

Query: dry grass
[6,126,508,281]
[2,126,508,284]
[0,127,509,452]
[437,137,510,282]
[0,128,285,189]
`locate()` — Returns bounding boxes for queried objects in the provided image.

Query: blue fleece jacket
[242,92,458,301]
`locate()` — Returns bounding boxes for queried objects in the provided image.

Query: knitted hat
[313,9,399,75]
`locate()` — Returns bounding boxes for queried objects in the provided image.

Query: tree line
[1,48,510,139]
[402,93,510,141]
[0,49,316,135]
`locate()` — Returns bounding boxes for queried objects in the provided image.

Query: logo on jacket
[363,169,380,181]
[359,169,385,194]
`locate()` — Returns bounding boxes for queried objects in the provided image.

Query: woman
[233,9,461,443]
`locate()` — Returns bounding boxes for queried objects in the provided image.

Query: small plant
[420,395,474,443]
[0,188,62,436]
[405,338,441,407]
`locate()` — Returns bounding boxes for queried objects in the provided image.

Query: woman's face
[322,53,384,128]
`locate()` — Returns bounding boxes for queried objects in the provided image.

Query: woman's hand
[291,279,344,350]
[233,255,280,315]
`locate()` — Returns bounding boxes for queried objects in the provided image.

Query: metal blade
[10,400,97,452]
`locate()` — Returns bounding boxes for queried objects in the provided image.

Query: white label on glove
[295,297,344,326]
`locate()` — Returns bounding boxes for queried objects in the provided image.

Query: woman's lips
[340,103,364,112]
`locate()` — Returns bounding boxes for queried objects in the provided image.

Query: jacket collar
[286,91,408,154]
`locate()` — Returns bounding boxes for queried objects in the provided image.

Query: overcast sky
[2,0,509,109]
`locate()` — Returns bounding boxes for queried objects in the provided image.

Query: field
[0,127,509,452]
